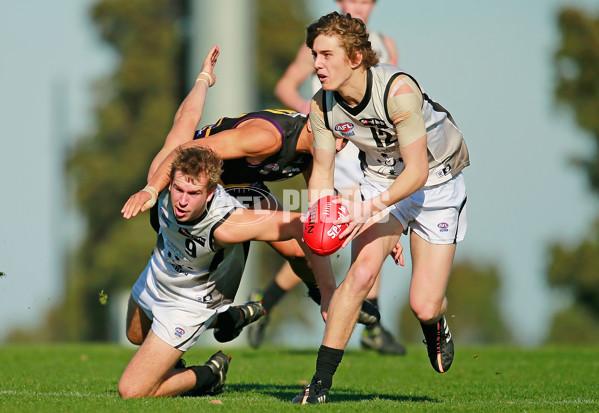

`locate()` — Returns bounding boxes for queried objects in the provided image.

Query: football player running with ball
[293,12,470,404]
[257,0,405,356]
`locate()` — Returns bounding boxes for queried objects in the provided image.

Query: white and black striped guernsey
[320,64,470,187]
[149,185,248,310]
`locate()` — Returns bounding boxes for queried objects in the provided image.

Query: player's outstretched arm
[214,208,336,319]
[147,45,220,181]
[122,46,220,219]
[144,117,282,199]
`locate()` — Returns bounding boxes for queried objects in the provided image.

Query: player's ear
[350,51,363,69]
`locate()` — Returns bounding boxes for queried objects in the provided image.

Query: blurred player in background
[119,146,336,398]
[250,0,404,355]
[293,12,469,404]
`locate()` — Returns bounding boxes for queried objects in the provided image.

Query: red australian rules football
[303,196,350,255]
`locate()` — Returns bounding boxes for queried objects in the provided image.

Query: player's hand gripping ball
[303,196,349,255]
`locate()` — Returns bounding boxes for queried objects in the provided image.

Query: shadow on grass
[237,348,384,358]
[227,383,439,404]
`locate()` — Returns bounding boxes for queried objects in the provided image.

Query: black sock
[314,345,344,389]
[365,298,380,331]
[186,365,217,396]
[261,280,287,312]
[212,306,242,330]
[304,281,321,305]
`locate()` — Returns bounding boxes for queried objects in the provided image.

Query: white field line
[0,390,597,406]
[0,390,116,399]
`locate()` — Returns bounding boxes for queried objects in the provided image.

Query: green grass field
[0,343,597,412]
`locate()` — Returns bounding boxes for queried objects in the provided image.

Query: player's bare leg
[409,230,456,373]
[119,331,232,398]
[122,298,233,397]
[118,331,193,398]
[323,219,402,349]
[365,275,381,301]
[125,296,152,345]
[294,217,402,404]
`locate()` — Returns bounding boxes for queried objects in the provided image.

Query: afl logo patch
[438,222,449,232]
[335,122,355,137]
[174,327,185,338]
[335,122,354,133]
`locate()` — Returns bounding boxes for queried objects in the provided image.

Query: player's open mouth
[317,74,327,83]
[174,206,187,218]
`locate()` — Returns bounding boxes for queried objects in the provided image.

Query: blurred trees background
[9,2,598,346]
[547,7,599,343]
[46,0,189,341]
[18,0,310,342]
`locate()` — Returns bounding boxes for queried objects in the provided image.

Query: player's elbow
[416,165,428,188]
[408,161,428,189]
[175,106,202,127]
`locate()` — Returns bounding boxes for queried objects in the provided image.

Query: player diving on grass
[118,48,334,398]
[119,145,336,398]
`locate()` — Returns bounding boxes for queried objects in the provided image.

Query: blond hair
[170,147,223,190]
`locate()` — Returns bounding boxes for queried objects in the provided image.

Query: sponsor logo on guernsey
[438,222,449,232]
[178,228,206,247]
[359,118,387,128]
[334,122,355,137]
[174,327,185,338]
[281,166,300,176]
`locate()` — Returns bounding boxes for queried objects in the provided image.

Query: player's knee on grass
[118,377,151,399]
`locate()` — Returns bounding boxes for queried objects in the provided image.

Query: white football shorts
[360,172,467,244]
[131,261,224,352]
